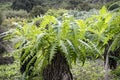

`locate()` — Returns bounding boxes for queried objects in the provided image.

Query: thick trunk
[104,51,109,80]
[43,51,73,80]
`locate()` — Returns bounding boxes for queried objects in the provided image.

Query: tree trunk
[104,40,120,80]
[43,51,73,80]
[104,41,111,80]
[104,51,109,80]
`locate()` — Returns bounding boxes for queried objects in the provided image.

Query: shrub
[30,5,48,17]
[2,18,27,29]
[45,9,68,17]
[111,66,120,77]
[0,2,12,11]
[11,0,34,12]
[3,10,29,18]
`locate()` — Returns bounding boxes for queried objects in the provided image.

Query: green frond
[40,15,57,29]
[49,42,57,63]
[33,53,48,79]
[66,39,76,53]
[20,47,31,63]
[109,33,120,51]
[66,39,77,64]
[59,40,71,65]
[78,39,92,49]
[88,40,102,58]
[60,40,68,54]
[25,55,37,76]
[35,33,47,50]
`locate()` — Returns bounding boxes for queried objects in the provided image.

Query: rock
[0,56,14,65]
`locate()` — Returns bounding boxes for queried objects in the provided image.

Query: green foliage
[68,9,99,19]
[11,0,34,12]
[0,2,12,11]
[10,0,116,12]
[106,0,120,11]
[45,9,68,17]
[111,66,120,79]
[3,10,29,18]
[85,6,120,52]
[72,59,105,80]
[0,52,21,80]
[0,0,13,3]
[9,14,97,79]
[6,6,120,80]
[30,5,48,17]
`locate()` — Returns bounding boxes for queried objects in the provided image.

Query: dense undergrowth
[0,52,21,80]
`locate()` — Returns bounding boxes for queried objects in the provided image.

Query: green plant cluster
[10,15,99,79]
[0,1,120,80]
[5,6,120,80]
